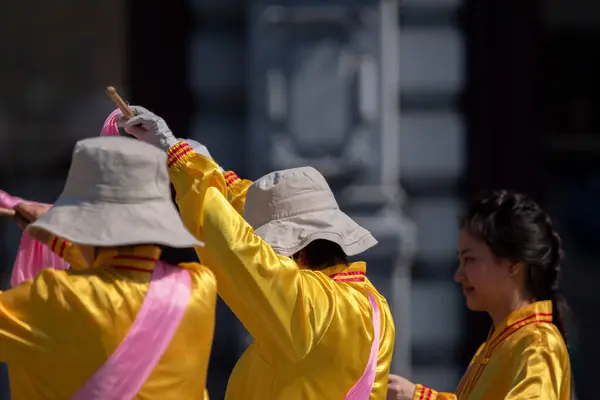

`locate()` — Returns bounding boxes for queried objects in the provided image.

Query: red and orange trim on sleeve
[167,141,195,169]
[167,141,242,189]
[48,234,70,258]
[413,384,437,400]
[224,171,241,187]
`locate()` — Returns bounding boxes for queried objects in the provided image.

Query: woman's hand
[14,203,52,243]
[387,374,417,400]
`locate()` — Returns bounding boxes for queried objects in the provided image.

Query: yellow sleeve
[413,385,456,400]
[412,343,484,400]
[47,235,88,270]
[0,269,69,361]
[223,170,252,216]
[504,337,568,399]
[167,141,252,217]
[169,144,326,363]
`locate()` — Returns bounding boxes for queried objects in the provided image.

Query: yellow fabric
[167,141,252,217]
[48,234,88,269]
[414,301,571,400]
[168,141,395,399]
[1,245,216,400]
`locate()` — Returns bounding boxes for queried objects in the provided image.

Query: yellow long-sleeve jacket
[167,141,396,399]
[413,301,571,400]
[1,240,216,400]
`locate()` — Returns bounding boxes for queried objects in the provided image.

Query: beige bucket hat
[245,166,377,257]
[27,137,203,248]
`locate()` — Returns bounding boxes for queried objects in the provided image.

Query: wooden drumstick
[105,86,135,120]
[0,208,15,217]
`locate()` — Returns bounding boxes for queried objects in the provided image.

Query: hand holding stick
[0,207,27,231]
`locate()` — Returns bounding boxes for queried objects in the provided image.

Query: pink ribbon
[1,108,122,286]
[0,190,69,286]
[100,109,121,137]
[344,292,381,399]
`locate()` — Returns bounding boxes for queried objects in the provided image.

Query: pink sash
[0,190,69,286]
[71,261,191,400]
[344,292,381,399]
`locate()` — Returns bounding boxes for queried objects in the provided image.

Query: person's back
[224,265,394,399]
[167,148,396,398]
[4,247,216,399]
[2,137,215,399]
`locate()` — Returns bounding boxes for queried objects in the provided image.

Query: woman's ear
[508,261,526,277]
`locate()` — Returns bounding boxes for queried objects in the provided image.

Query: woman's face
[455,229,514,312]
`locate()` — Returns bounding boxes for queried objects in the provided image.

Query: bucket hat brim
[27,195,203,249]
[254,208,377,257]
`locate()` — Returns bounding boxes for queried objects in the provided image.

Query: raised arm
[168,151,332,362]
[115,106,252,216]
[167,141,252,217]
[118,106,332,360]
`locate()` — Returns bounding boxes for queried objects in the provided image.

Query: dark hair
[293,240,348,270]
[460,190,569,342]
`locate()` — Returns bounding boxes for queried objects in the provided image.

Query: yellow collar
[482,301,553,359]
[320,261,367,283]
[93,246,162,273]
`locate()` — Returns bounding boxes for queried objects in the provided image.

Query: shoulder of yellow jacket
[177,262,216,281]
[509,321,567,360]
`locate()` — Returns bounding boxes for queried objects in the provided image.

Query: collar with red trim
[481,300,553,359]
[93,246,162,273]
[320,262,367,283]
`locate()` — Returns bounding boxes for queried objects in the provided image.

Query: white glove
[116,106,225,171]
[116,105,177,151]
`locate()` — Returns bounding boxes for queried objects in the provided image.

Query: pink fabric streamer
[0,190,69,287]
[71,262,191,399]
[344,292,381,399]
[100,108,121,137]
[1,109,120,286]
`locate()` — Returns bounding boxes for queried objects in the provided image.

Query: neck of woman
[488,293,534,329]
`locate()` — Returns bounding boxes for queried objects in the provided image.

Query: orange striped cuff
[223,171,241,187]
[167,141,195,168]
[413,384,437,400]
[48,235,70,258]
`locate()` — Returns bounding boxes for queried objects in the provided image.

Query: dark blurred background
[0,0,597,398]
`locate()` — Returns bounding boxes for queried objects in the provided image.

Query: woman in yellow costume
[117,106,396,399]
[3,137,216,399]
[386,190,571,400]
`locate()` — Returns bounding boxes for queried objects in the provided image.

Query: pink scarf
[344,292,381,399]
[71,261,191,399]
[0,190,69,286]
[1,108,121,285]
